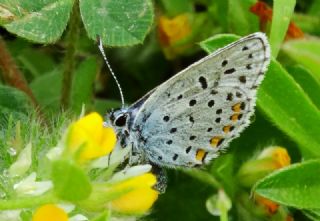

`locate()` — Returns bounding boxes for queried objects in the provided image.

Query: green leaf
[270,0,296,57]
[282,38,320,81]
[287,65,320,109]
[18,48,57,78]
[210,154,236,198]
[80,0,154,46]
[199,34,239,53]
[71,57,98,114]
[0,85,32,114]
[254,160,320,209]
[91,211,110,221]
[257,60,320,157]
[303,209,320,221]
[0,85,32,126]
[2,0,73,43]
[94,99,122,115]
[52,160,92,202]
[309,0,320,16]
[292,14,320,35]
[30,69,62,112]
[160,0,193,16]
[20,210,33,221]
[227,0,258,36]
[182,169,221,190]
[210,0,229,31]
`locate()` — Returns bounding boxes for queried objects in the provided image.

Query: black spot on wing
[173,154,178,161]
[208,100,215,107]
[198,76,208,89]
[222,60,228,67]
[163,116,170,122]
[224,68,236,74]
[226,93,233,101]
[170,128,177,133]
[239,76,246,83]
[242,46,249,51]
[189,99,197,106]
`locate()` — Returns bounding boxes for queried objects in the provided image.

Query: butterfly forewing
[129,33,270,167]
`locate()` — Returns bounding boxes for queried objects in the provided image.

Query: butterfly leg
[151,164,167,194]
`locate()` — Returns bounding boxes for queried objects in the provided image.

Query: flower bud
[237,146,291,188]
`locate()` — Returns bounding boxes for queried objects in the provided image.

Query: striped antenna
[97,36,125,108]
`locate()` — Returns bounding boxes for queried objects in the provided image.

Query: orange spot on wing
[230,114,241,122]
[232,103,242,113]
[223,125,233,133]
[196,149,207,162]
[210,136,224,148]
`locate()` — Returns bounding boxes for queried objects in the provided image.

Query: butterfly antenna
[97,36,125,108]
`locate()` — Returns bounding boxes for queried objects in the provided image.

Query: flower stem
[60,0,80,109]
[219,206,228,221]
[182,169,222,189]
[0,36,38,108]
[0,192,58,210]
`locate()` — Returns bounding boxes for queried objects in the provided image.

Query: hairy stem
[0,192,58,210]
[0,36,38,108]
[60,0,80,109]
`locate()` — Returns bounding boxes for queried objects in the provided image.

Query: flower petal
[109,173,159,213]
[69,214,89,221]
[0,210,21,221]
[110,165,153,183]
[65,112,117,162]
[14,172,53,196]
[9,143,32,177]
[32,204,68,221]
[111,187,158,213]
[73,112,103,142]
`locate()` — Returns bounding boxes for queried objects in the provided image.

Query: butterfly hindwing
[129,33,270,167]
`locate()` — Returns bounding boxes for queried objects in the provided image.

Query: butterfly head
[106,108,132,148]
[108,108,129,128]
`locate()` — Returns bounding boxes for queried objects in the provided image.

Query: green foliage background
[0,0,320,220]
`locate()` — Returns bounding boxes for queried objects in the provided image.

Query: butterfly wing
[129,33,270,167]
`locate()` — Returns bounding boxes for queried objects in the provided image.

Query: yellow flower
[32,204,68,221]
[158,14,191,46]
[158,14,192,58]
[110,173,159,214]
[66,112,117,162]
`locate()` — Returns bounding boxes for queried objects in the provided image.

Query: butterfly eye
[114,114,127,127]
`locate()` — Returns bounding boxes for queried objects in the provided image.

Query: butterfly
[102,32,270,189]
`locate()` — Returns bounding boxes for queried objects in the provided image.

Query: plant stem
[182,169,222,189]
[219,203,228,221]
[60,0,80,109]
[0,192,58,210]
[0,36,38,108]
